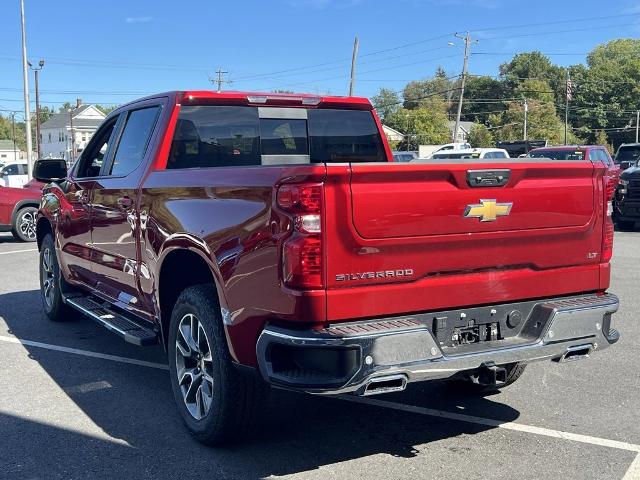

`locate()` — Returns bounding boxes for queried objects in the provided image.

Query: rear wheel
[12,206,37,242]
[446,362,527,395]
[168,284,267,445]
[39,233,73,322]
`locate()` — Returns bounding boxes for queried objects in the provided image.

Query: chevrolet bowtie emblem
[464,199,513,222]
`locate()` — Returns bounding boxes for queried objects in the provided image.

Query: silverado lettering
[335,269,415,281]
[34,90,620,446]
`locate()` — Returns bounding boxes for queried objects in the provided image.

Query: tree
[403,69,456,109]
[467,124,494,148]
[499,51,566,105]
[594,129,613,154]
[488,79,581,144]
[462,75,508,125]
[386,96,450,149]
[95,105,118,115]
[371,88,400,123]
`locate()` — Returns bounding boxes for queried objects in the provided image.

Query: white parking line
[624,454,640,480]
[0,335,168,370]
[0,248,38,255]
[1,332,638,476]
[338,396,640,454]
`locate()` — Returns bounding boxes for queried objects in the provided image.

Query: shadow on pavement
[0,289,521,479]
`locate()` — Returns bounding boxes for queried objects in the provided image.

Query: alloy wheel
[19,211,37,241]
[41,247,55,308]
[175,313,215,420]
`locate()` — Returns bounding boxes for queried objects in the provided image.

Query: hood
[621,165,640,179]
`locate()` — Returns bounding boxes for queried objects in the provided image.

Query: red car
[0,178,44,241]
[527,145,621,183]
[36,91,619,445]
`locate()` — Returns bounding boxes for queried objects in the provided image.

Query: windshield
[527,149,585,160]
[615,146,640,162]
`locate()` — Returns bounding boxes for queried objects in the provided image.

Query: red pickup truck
[0,179,45,241]
[35,91,619,445]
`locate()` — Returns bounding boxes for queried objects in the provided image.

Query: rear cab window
[167,106,386,169]
[528,149,585,161]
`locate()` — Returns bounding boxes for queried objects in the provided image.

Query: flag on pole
[566,78,573,101]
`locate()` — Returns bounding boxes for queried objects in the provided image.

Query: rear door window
[109,106,161,176]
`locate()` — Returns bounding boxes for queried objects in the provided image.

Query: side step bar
[65,295,159,346]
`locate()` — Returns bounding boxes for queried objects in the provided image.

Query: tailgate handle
[467,169,510,188]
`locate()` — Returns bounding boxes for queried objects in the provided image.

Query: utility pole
[564,71,572,145]
[10,113,18,161]
[523,98,528,142]
[68,108,75,163]
[19,0,33,178]
[214,67,229,93]
[636,110,639,143]
[452,32,477,144]
[349,36,359,97]
[29,59,44,159]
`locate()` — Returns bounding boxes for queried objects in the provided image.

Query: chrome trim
[256,294,619,395]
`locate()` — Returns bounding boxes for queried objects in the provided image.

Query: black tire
[446,362,527,395]
[39,233,73,322]
[168,284,268,446]
[12,206,38,242]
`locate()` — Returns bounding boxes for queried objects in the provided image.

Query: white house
[0,139,25,163]
[382,125,405,143]
[40,101,106,162]
[448,121,476,143]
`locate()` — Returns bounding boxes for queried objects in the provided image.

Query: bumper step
[65,295,158,346]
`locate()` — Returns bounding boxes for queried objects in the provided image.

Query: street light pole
[636,110,639,143]
[19,0,33,178]
[28,59,44,159]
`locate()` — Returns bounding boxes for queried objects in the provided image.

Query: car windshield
[615,146,640,162]
[527,149,585,160]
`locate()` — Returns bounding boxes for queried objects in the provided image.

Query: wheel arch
[11,200,40,228]
[156,239,233,357]
[36,216,53,250]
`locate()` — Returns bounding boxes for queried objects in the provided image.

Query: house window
[48,133,51,143]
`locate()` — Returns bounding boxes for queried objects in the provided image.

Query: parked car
[0,162,29,188]
[36,90,619,445]
[527,145,621,183]
[614,163,640,230]
[0,181,43,242]
[613,143,640,171]
[418,142,471,159]
[392,151,418,162]
[420,147,509,160]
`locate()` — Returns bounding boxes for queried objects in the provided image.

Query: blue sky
[1,0,639,116]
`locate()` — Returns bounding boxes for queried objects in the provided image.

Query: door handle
[117,196,133,208]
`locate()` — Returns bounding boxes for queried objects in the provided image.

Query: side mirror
[33,159,67,183]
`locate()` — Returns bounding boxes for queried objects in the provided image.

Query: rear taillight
[277,184,324,289]
[602,176,615,263]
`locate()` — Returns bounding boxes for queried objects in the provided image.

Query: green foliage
[0,114,26,151]
[386,96,451,149]
[372,88,401,123]
[402,68,457,110]
[95,105,119,115]
[467,124,494,148]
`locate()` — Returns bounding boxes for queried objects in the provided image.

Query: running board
[65,296,159,346]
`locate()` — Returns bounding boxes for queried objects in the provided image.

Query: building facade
[0,139,25,164]
[40,102,106,162]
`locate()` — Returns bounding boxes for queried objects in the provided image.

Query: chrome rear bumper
[256,294,619,395]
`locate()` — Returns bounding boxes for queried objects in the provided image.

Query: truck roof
[117,90,373,111]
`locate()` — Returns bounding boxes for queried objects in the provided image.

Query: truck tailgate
[323,161,606,320]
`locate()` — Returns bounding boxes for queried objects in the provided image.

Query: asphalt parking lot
[0,232,638,480]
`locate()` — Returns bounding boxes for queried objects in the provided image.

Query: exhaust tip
[363,375,407,396]
[558,344,592,363]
